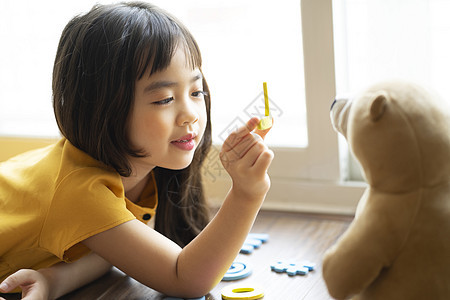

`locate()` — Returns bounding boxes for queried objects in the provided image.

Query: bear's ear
[370,92,388,121]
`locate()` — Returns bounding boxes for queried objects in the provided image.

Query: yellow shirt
[0,139,158,282]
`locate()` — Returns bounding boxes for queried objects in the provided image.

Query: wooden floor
[1,210,352,300]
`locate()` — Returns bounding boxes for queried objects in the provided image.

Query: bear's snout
[330,96,352,138]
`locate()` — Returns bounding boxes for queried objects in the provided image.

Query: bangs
[134,6,202,79]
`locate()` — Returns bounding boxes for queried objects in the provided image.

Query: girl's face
[127,47,207,173]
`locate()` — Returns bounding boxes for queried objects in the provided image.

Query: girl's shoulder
[55,139,124,198]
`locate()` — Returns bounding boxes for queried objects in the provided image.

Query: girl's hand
[0,269,50,300]
[220,117,274,200]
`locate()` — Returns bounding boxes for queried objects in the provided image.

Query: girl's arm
[0,253,111,300]
[82,117,273,298]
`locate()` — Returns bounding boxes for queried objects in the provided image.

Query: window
[0,0,365,215]
[333,0,450,181]
[201,0,365,214]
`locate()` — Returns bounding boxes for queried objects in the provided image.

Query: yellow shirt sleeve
[40,167,135,262]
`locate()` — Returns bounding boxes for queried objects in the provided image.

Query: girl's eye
[192,91,207,98]
[153,97,174,105]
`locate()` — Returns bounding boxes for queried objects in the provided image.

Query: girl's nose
[176,99,199,126]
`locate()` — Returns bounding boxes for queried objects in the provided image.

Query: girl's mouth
[171,134,196,151]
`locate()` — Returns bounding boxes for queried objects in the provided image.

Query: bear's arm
[322,189,421,299]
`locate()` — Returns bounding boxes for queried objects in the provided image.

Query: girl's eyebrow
[192,73,203,83]
[143,80,177,93]
[143,73,203,93]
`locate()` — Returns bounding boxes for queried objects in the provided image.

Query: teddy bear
[323,80,450,300]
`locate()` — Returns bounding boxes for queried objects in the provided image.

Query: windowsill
[204,175,365,216]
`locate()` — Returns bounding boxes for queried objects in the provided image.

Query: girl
[0,2,273,299]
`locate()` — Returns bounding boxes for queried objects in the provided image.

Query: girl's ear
[370,92,388,122]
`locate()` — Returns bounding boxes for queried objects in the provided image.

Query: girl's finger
[225,132,261,157]
[252,148,274,174]
[0,280,12,293]
[239,138,268,168]
[0,269,34,292]
[220,131,265,170]
[222,117,259,152]
[254,117,274,140]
